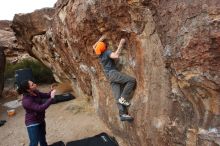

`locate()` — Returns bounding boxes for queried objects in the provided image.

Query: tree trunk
[0,48,6,98]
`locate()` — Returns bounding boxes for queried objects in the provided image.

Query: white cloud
[0,0,57,20]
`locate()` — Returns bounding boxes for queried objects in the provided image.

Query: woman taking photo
[17,80,56,146]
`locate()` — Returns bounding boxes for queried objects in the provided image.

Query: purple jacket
[22,90,52,126]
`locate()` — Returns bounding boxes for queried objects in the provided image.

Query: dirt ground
[0,84,124,146]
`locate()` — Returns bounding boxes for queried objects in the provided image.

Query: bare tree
[0,47,6,98]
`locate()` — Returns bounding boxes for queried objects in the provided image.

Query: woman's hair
[17,80,30,95]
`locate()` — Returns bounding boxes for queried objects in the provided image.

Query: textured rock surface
[11,0,220,145]
[0,20,24,57]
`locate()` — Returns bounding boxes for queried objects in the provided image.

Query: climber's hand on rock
[99,34,107,42]
[120,38,126,45]
[50,89,56,99]
[93,34,107,50]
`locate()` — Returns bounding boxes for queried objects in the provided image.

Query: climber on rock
[93,35,136,122]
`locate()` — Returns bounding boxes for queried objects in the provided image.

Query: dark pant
[27,122,48,146]
[107,70,136,115]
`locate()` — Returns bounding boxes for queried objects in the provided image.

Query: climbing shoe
[120,114,134,122]
[118,97,130,106]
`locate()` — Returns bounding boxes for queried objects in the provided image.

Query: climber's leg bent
[111,82,127,114]
[108,70,136,106]
[120,75,136,102]
[111,82,133,121]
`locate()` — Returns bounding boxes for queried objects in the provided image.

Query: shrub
[5,59,55,84]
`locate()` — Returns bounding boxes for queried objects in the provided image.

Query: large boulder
[11,0,220,145]
[0,20,24,58]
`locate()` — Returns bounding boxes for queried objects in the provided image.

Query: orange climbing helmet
[95,41,106,55]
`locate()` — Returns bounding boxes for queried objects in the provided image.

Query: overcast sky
[0,0,57,20]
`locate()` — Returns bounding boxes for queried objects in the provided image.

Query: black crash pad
[52,93,75,104]
[66,133,119,146]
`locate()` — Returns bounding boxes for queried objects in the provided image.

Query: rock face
[0,20,24,57]
[11,0,220,145]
